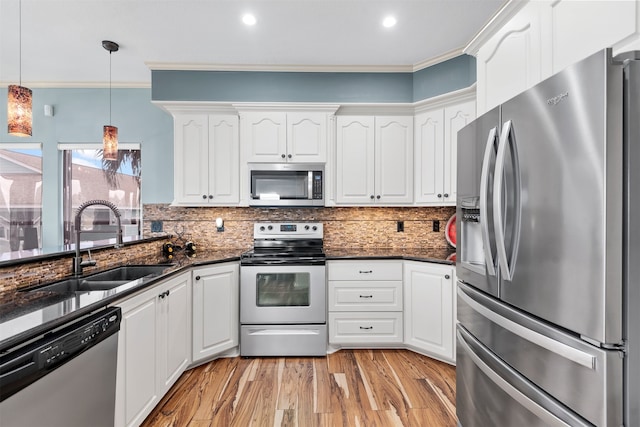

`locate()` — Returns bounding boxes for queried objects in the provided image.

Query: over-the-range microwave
[248,163,324,207]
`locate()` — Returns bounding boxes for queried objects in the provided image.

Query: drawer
[329,312,403,344]
[329,281,402,311]
[327,260,402,281]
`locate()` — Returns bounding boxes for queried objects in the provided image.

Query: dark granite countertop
[0,249,245,353]
[0,246,455,352]
[325,247,456,265]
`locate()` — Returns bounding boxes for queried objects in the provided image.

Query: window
[0,144,42,254]
[61,144,141,247]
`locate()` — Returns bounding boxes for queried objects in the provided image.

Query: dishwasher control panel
[37,311,120,369]
[0,307,121,402]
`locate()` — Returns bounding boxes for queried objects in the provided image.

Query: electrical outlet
[397,221,404,232]
[433,220,440,232]
[151,221,163,232]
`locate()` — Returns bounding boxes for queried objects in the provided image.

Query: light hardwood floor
[142,349,457,427]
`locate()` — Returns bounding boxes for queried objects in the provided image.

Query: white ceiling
[0,0,506,88]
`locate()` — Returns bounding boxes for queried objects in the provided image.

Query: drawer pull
[359,326,373,330]
[359,270,373,274]
[359,295,373,299]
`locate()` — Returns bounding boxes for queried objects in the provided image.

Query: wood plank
[141,349,458,427]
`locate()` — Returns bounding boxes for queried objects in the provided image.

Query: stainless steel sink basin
[34,278,131,293]
[86,264,172,282]
[25,264,173,293]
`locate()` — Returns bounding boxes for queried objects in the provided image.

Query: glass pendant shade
[103,125,118,161]
[7,84,32,137]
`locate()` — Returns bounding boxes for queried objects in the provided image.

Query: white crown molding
[414,84,476,113]
[153,84,477,117]
[0,81,150,89]
[412,47,466,72]
[463,0,529,56]
[151,100,239,115]
[146,62,414,73]
[233,103,341,113]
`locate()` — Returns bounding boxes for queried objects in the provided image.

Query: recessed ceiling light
[382,16,397,28]
[242,14,257,26]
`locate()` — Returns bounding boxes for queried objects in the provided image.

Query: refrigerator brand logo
[547,92,569,106]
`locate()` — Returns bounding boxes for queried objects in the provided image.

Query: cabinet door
[336,116,375,204]
[375,116,414,204]
[209,114,240,204]
[174,114,210,204]
[241,112,287,162]
[287,112,327,162]
[404,262,455,363]
[414,109,445,204]
[192,263,239,363]
[114,288,160,427]
[443,101,475,205]
[476,2,544,114]
[158,273,191,395]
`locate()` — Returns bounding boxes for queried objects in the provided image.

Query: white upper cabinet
[287,113,328,162]
[173,113,239,206]
[241,111,330,163]
[336,115,413,205]
[470,0,640,115]
[415,100,475,205]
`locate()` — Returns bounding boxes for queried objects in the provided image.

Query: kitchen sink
[24,264,174,293]
[85,264,173,282]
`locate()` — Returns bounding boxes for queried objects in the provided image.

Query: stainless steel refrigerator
[456,48,639,426]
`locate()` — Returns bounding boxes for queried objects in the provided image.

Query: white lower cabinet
[114,272,191,427]
[403,261,455,363]
[328,260,404,346]
[192,263,239,363]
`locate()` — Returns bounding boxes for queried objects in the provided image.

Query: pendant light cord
[109,50,112,125]
[18,0,22,86]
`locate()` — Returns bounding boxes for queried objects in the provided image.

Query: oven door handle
[245,328,321,336]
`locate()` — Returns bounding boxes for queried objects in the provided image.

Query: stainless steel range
[240,222,327,356]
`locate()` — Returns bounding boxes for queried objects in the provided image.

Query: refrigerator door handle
[480,126,498,277]
[457,328,591,427]
[493,120,521,282]
[458,286,597,369]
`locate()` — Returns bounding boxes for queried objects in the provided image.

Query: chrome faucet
[73,199,123,275]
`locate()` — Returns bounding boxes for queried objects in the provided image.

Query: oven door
[240,264,326,324]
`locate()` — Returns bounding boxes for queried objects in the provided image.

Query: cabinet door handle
[376,195,381,199]
[359,295,373,299]
[287,154,292,159]
[445,274,451,279]
[158,293,165,300]
[444,193,449,198]
[358,270,373,274]
[281,154,286,158]
[202,195,207,199]
[195,275,201,281]
[370,195,375,199]
[437,193,443,198]
[359,326,373,330]
[208,195,213,199]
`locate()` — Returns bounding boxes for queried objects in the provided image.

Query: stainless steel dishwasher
[0,306,121,427]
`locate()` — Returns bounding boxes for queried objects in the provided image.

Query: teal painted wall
[152,55,476,102]
[0,87,174,249]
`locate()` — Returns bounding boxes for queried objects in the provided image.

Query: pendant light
[102,40,119,161]
[7,0,32,137]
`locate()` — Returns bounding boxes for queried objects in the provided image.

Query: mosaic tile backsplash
[143,204,456,251]
[1,205,456,295]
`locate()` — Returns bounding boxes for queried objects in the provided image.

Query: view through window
[62,146,141,247]
[0,145,43,254]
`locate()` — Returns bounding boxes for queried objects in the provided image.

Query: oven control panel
[254,222,323,239]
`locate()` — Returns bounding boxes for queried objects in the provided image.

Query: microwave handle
[308,171,313,200]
